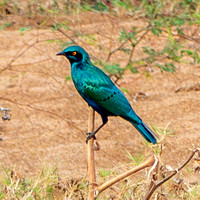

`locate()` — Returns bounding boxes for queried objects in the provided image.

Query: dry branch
[106,25,150,64]
[0,39,39,73]
[57,28,77,45]
[87,108,97,200]
[175,83,200,93]
[144,148,200,200]
[106,40,127,62]
[126,25,150,65]
[95,155,156,197]
[1,97,83,135]
[0,34,64,74]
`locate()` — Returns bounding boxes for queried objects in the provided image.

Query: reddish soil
[0,12,199,182]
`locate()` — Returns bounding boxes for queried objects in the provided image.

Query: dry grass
[0,149,199,200]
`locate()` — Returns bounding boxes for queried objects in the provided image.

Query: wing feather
[83,81,132,116]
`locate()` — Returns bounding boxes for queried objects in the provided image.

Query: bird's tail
[131,121,157,144]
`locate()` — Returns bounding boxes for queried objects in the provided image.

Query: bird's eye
[72,51,76,56]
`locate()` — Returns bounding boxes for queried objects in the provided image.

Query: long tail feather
[131,121,157,144]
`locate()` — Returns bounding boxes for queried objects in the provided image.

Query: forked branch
[144,148,200,200]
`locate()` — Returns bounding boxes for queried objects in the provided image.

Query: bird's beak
[56,51,65,56]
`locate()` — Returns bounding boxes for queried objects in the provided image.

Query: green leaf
[85,1,108,12]
[181,50,200,63]
[181,49,193,56]
[52,23,70,31]
[151,27,162,36]
[155,63,176,73]
[19,27,31,32]
[143,46,159,58]
[176,27,184,35]
[120,88,129,94]
[19,27,31,34]
[120,48,131,54]
[126,150,145,165]
[99,169,111,178]
[166,26,175,45]
[3,22,10,27]
[126,63,138,73]
[185,0,192,4]
[85,34,96,41]
[46,185,53,194]
[65,76,72,81]
[39,19,48,27]
[119,29,127,42]
[46,39,60,44]
[176,18,185,26]
[130,67,138,73]
[47,9,59,14]
[103,63,124,79]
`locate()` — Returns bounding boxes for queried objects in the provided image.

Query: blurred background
[0,0,200,199]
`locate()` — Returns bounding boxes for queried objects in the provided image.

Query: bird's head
[56,45,90,65]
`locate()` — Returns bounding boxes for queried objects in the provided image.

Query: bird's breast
[71,68,86,95]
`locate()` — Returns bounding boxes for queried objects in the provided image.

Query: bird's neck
[71,59,91,70]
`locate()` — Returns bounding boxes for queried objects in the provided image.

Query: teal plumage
[57,45,157,144]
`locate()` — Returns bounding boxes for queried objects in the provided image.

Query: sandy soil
[0,12,199,182]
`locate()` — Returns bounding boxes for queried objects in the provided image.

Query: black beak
[56,51,65,56]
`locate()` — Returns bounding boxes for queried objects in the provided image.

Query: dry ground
[0,12,200,184]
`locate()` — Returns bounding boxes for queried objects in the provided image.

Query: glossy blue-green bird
[57,46,157,144]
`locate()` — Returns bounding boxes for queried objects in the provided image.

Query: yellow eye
[72,51,76,56]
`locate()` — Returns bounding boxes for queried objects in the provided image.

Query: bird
[56,45,157,144]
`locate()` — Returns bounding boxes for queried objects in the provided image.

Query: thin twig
[57,28,77,45]
[0,97,83,135]
[0,38,39,73]
[106,25,151,63]
[162,29,200,43]
[0,35,66,74]
[127,27,151,65]
[106,40,127,62]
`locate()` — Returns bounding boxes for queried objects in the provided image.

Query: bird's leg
[86,116,108,143]
[86,123,105,142]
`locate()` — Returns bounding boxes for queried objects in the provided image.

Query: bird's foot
[86,132,96,143]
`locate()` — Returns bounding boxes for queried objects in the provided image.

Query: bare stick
[0,40,38,73]
[144,148,200,200]
[57,28,77,45]
[95,155,155,197]
[87,107,96,200]
[127,27,150,65]
[1,97,83,135]
[106,40,127,62]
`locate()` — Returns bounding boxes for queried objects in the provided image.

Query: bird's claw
[86,132,96,143]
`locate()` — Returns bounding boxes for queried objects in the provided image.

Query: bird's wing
[83,78,133,117]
